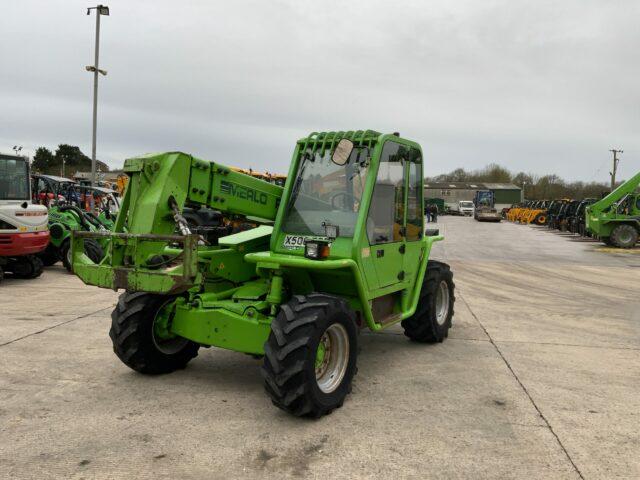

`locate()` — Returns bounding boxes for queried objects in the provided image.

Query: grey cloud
[1,0,638,181]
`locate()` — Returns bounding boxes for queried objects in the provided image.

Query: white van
[458,201,474,216]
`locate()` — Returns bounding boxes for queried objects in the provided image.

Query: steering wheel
[330,192,357,210]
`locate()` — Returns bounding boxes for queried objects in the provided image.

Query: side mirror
[332,139,354,166]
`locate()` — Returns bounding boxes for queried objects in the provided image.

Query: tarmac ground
[1,216,639,479]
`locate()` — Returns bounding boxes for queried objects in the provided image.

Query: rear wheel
[61,238,104,272]
[610,224,639,249]
[402,260,455,343]
[109,292,200,374]
[262,294,358,418]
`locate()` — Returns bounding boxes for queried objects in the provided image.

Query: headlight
[304,240,330,260]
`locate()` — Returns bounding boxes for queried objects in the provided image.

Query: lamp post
[86,5,109,190]
[12,145,23,157]
[521,182,526,202]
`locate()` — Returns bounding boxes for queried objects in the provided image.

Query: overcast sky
[1,0,638,182]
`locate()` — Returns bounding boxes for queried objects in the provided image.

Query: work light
[304,240,330,260]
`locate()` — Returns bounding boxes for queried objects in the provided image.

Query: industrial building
[424,182,522,211]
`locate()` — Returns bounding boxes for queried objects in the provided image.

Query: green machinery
[33,178,118,270]
[425,197,445,213]
[586,171,640,248]
[72,131,455,417]
[41,204,110,270]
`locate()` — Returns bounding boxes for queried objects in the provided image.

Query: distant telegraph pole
[609,149,623,190]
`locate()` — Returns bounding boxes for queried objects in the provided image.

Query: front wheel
[533,213,547,225]
[262,294,358,418]
[61,238,104,272]
[109,292,200,374]
[402,260,455,343]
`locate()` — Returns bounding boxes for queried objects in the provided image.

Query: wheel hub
[152,299,189,354]
[435,280,450,326]
[315,323,349,394]
[619,231,632,243]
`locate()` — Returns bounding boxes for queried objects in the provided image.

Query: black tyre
[401,260,455,343]
[38,244,60,266]
[262,294,358,418]
[109,292,200,374]
[603,237,614,246]
[610,224,639,249]
[533,213,547,226]
[10,255,44,279]
[61,238,104,272]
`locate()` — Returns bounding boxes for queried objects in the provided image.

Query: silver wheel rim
[435,280,450,326]
[66,246,72,266]
[152,300,189,355]
[618,231,633,244]
[315,323,350,394]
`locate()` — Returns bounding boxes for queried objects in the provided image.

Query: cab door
[402,147,424,283]
[364,141,409,289]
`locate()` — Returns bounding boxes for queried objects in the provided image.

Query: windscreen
[282,147,369,236]
[0,158,30,200]
[475,191,493,207]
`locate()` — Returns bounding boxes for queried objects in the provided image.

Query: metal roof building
[424,182,521,211]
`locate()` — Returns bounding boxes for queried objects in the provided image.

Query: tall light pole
[609,148,622,191]
[521,182,526,202]
[86,5,109,189]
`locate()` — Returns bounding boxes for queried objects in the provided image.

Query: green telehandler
[586,171,640,248]
[72,130,455,417]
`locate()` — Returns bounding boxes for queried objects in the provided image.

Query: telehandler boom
[72,131,455,417]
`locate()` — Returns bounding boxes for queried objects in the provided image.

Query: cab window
[406,148,422,241]
[366,142,407,244]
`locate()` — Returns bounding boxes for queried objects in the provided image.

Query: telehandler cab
[72,131,455,417]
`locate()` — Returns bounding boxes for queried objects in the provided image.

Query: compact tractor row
[0,154,122,283]
[505,171,640,248]
[32,174,118,271]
